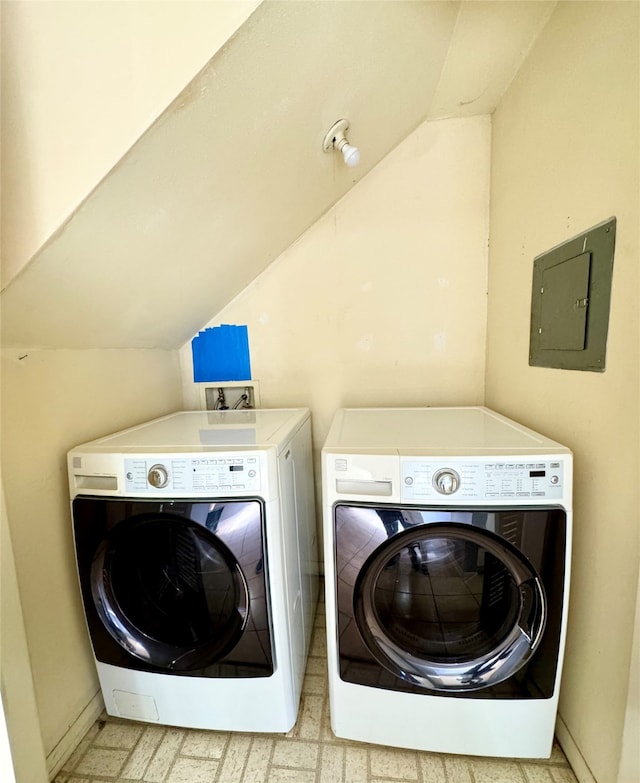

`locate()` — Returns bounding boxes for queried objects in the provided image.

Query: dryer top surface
[71,408,309,454]
[323,406,571,456]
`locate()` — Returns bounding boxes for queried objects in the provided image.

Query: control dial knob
[433,469,460,495]
[148,464,169,488]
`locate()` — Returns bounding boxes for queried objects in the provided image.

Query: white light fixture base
[323,119,360,168]
[323,119,350,153]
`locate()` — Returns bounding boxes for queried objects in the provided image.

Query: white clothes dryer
[322,406,572,758]
[69,409,318,732]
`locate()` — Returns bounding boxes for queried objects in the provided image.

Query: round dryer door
[91,514,249,671]
[354,522,546,692]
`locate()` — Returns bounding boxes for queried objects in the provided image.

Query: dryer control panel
[124,453,263,494]
[400,459,566,502]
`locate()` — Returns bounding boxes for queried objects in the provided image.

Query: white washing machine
[322,406,572,758]
[68,409,318,732]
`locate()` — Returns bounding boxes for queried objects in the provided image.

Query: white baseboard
[556,713,597,783]
[46,690,104,779]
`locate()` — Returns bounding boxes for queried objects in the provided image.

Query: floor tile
[142,728,184,783]
[549,742,570,765]
[181,730,229,759]
[241,737,274,782]
[296,694,324,740]
[92,721,143,749]
[59,722,100,773]
[267,769,316,783]
[57,778,114,783]
[345,743,370,782]
[74,747,128,778]
[369,747,419,780]
[442,755,474,783]
[549,767,580,783]
[319,743,345,783]
[215,734,252,782]
[119,725,165,779]
[419,754,448,783]
[302,672,327,695]
[165,756,218,783]
[271,739,319,769]
[468,757,526,782]
[521,764,555,782]
[305,655,327,676]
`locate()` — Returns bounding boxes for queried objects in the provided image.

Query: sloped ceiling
[0,0,555,350]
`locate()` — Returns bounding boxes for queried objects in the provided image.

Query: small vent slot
[499,513,524,548]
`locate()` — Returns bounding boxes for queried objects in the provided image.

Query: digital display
[530,470,546,477]
[230,465,244,472]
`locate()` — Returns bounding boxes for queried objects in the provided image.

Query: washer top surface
[73,409,309,454]
[323,406,570,456]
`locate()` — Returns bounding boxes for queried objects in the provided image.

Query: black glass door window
[73,498,273,677]
[354,523,545,691]
[92,514,248,671]
[335,505,566,698]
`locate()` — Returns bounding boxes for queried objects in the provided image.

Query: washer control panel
[124,453,262,494]
[401,459,565,502]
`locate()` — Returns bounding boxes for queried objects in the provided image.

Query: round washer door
[91,514,249,671]
[354,522,546,692]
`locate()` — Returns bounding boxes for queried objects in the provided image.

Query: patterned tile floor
[54,595,578,783]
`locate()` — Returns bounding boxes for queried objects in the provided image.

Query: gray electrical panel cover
[529,218,616,371]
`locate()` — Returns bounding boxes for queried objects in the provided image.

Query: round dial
[433,469,460,495]
[148,464,169,488]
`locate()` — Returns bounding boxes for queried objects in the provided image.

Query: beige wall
[181,114,491,453]
[486,3,639,783]
[0,0,259,285]
[1,481,49,783]
[0,349,182,770]
[618,571,640,783]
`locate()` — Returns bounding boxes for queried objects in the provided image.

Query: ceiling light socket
[323,119,350,153]
[323,119,360,168]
